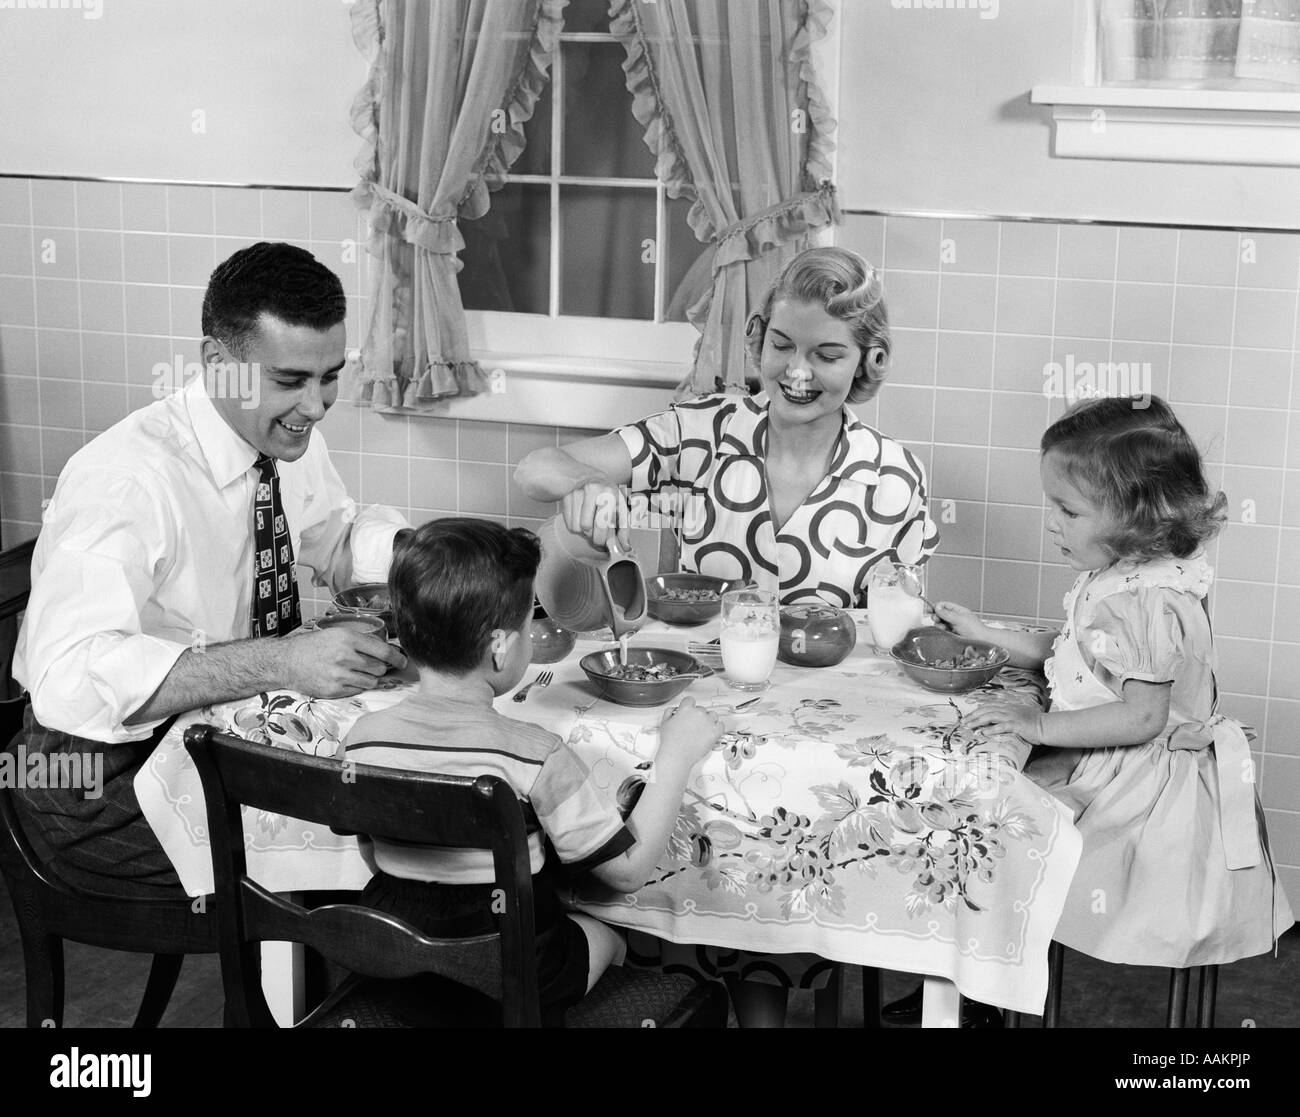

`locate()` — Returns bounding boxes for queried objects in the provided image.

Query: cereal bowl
[312,612,388,640]
[332,583,394,638]
[579,647,711,707]
[644,573,739,626]
[890,626,1009,693]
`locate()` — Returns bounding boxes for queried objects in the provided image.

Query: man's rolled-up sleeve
[19,479,189,742]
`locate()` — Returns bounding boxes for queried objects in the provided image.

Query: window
[1031,0,1300,166]
[1098,0,1300,88]
[457,0,709,327]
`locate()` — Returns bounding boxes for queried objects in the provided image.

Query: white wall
[838,0,1300,230]
[0,0,366,187]
[7,1,1293,227]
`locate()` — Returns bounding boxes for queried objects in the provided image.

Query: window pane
[512,80,552,177]
[560,185,654,320]
[562,43,654,179]
[562,0,612,34]
[662,194,711,324]
[458,183,550,315]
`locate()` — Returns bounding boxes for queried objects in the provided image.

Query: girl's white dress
[1027,554,1293,968]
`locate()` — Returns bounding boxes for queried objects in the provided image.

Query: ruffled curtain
[1101,1,1300,87]
[350,0,564,410]
[610,0,839,398]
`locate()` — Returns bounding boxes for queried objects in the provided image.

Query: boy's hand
[658,696,723,765]
[965,700,1042,745]
[934,601,991,641]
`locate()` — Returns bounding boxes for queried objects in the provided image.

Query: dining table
[135,610,1082,1026]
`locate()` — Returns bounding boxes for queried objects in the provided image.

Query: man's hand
[279,627,407,697]
[964,699,1042,744]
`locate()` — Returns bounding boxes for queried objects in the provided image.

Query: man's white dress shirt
[14,378,407,743]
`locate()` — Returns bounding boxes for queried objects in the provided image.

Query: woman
[517,247,936,605]
[515,247,942,1024]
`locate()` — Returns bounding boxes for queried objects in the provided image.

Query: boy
[343,518,721,1020]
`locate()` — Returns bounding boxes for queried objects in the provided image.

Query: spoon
[897,568,952,630]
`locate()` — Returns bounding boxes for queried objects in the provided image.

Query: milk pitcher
[534,515,649,639]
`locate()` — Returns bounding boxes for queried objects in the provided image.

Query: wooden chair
[184,723,728,1028]
[1003,941,1219,1028]
[0,537,219,1026]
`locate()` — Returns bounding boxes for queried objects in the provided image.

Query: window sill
[362,353,688,431]
[1030,84,1300,167]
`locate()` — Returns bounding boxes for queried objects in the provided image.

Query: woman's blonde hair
[749,246,891,403]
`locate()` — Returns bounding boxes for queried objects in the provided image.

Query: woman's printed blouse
[617,394,939,606]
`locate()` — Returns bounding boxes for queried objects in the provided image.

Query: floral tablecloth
[135,613,1081,1014]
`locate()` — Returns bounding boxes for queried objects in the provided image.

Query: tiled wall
[0,176,602,577]
[0,178,1297,904]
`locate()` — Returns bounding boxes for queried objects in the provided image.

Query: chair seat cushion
[564,966,710,1029]
[306,973,501,1028]
[311,986,413,1029]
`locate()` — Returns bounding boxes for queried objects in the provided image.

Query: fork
[512,670,553,703]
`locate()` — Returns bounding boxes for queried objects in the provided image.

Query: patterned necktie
[250,454,301,638]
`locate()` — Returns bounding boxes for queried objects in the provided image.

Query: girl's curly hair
[1041,395,1227,562]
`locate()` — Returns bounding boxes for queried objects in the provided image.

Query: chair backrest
[183,723,542,1027]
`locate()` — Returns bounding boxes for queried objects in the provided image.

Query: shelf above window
[1030,85,1300,167]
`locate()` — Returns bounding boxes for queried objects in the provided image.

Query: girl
[948,395,1292,968]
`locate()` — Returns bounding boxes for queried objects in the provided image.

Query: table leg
[813,966,842,1028]
[725,976,790,1028]
[921,976,961,1028]
[861,966,882,1028]
[260,940,306,1027]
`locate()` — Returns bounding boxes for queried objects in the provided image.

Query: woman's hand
[933,601,991,641]
[561,480,630,550]
[964,700,1042,745]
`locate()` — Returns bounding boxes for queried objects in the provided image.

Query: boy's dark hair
[1041,395,1227,562]
[389,518,540,674]
[201,242,346,357]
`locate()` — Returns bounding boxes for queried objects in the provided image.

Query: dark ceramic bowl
[778,604,858,667]
[312,612,388,640]
[578,647,711,707]
[644,573,740,626]
[530,603,577,664]
[332,583,395,638]
[890,626,1010,693]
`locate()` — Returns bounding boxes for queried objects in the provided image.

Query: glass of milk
[867,563,926,651]
[720,588,780,692]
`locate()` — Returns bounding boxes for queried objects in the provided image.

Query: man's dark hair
[389,518,541,674]
[201,241,346,357]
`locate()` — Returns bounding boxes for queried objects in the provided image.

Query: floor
[2,874,1296,1028]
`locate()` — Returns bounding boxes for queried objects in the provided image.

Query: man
[9,242,409,895]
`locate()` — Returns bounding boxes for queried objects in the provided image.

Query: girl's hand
[560,480,630,550]
[965,700,1043,745]
[933,601,990,641]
